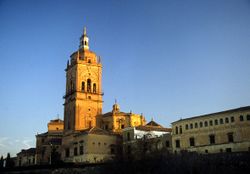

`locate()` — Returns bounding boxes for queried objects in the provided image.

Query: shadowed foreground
[1,152,250,174]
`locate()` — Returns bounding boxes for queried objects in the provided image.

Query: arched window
[93,83,96,93]
[87,79,91,92]
[175,126,178,134]
[81,81,85,91]
[204,121,208,127]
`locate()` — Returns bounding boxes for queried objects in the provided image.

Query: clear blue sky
[0,0,250,157]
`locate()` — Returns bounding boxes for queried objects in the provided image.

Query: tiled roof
[135,120,171,132]
[77,127,113,135]
[17,148,36,156]
[101,111,130,117]
[172,106,250,124]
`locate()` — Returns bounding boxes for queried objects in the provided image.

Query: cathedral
[36,28,147,164]
[30,28,250,166]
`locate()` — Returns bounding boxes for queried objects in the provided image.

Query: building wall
[62,133,120,163]
[101,113,146,133]
[122,128,172,159]
[172,108,250,153]
[36,133,62,164]
[16,153,36,166]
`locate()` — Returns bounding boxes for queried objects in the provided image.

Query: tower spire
[84,27,87,35]
[79,26,89,50]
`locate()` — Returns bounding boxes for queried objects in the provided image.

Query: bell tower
[64,27,103,133]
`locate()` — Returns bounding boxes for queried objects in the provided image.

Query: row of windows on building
[68,79,97,94]
[175,132,234,148]
[81,79,97,93]
[175,114,250,134]
[65,141,114,157]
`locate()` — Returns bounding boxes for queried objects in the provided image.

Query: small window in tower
[88,59,91,63]
[85,41,87,45]
[121,124,125,129]
[89,121,92,128]
[81,81,85,91]
[87,79,91,92]
[93,83,96,93]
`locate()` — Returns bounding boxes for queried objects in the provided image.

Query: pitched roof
[172,106,250,124]
[77,127,112,135]
[146,120,163,127]
[17,148,36,156]
[135,120,171,132]
[101,111,130,117]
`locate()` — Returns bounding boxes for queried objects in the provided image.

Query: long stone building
[172,106,250,154]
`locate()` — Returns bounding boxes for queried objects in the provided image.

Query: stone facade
[62,127,121,163]
[63,28,102,133]
[60,28,146,163]
[172,106,250,154]
[36,119,63,164]
[16,148,36,166]
[122,121,172,159]
[100,103,146,133]
[31,28,250,166]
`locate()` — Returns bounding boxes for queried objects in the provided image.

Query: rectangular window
[175,140,180,148]
[247,114,250,121]
[65,148,70,157]
[189,137,195,147]
[231,116,234,122]
[209,135,215,144]
[240,115,244,121]
[79,146,84,155]
[127,132,131,141]
[111,147,115,154]
[185,124,189,130]
[209,120,213,126]
[165,141,170,147]
[74,147,78,156]
[195,123,198,128]
[228,133,234,143]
